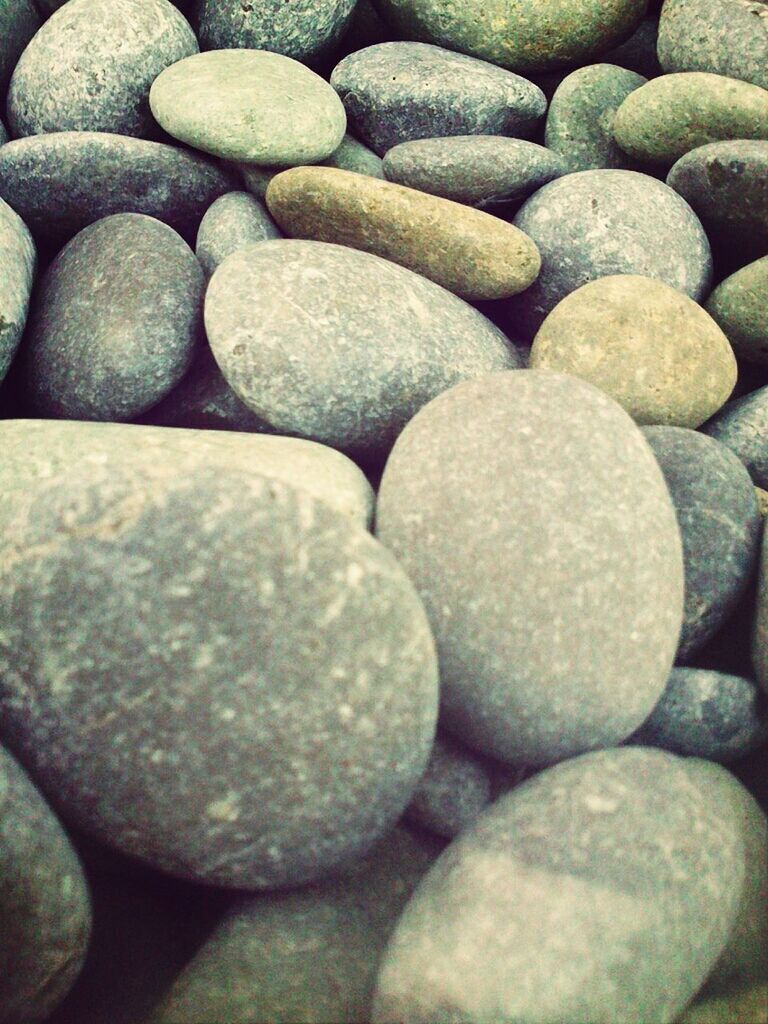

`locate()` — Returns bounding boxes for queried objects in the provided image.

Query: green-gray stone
[0,0,39,95]
[706,256,768,364]
[0,196,35,385]
[404,734,492,839]
[195,191,281,279]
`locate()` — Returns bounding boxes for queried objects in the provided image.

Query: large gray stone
[0,195,34,384]
[195,191,281,279]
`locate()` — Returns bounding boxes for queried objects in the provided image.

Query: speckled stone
[753,529,768,692]
[658,0,768,91]
[530,275,736,427]
[0,445,438,888]
[372,748,745,1024]
[502,169,713,342]
[707,257,768,365]
[545,63,647,172]
[7,0,198,138]
[0,195,35,385]
[20,213,203,421]
[321,132,384,177]
[600,15,662,79]
[265,167,541,301]
[703,386,768,487]
[150,50,346,166]
[404,734,492,839]
[196,192,281,279]
[0,0,39,95]
[330,42,547,156]
[383,136,566,209]
[0,743,91,1023]
[204,239,520,459]
[0,132,236,253]
[370,0,646,75]
[376,371,684,766]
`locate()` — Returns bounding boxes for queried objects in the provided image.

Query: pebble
[330,42,547,156]
[613,72,768,168]
[204,239,519,459]
[0,742,91,1023]
[19,213,204,421]
[404,734,493,839]
[545,63,647,172]
[372,748,745,1024]
[757,487,768,518]
[265,166,541,300]
[706,256,768,365]
[195,191,281,279]
[502,169,713,341]
[642,426,761,660]
[376,371,684,766]
[703,386,768,488]
[7,0,198,138]
[753,528,768,693]
[150,49,347,165]
[0,0,39,95]
[0,118,7,146]
[382,136,567,209]
[0,195,35,385]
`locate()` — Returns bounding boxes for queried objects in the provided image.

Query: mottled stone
[707,256,768,365]
[753,529,768,692]
[0,743,91,1023]
[376,371,684,766]
[703,386,768,487]
[502,169,713,341]
[196,192,281,279]
[530,275,736,427]
[0,195,35,384]
[20,213,203,421]
[205,239,520,459]
[266,166,541,301]
[404,734,492,839]
[372,748,745,1024]
[150,50,346,166]
[600,15,662,79]
[330,42,546,156]
[383,136,566,209]
[545,63,647,171]
[0,0,39,95]
[7,0,198,138]
[321,133,384,177]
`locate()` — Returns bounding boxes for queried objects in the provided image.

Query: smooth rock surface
[321,132,384,177]
[376,371,684,766]
[196,192,281,279]
[703,386,768,488]
[753,528,768,692]
[0,195,35,384]
[0,0,39,95]
[404,734,492,839]
[330,42,547,156]
[706,257,768,365]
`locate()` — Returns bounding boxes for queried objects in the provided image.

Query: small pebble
[321,132,384,177]
[404,734,493,839]
[195,191,281,279]
[706,256,768,365]
[702,386,768,488]
[0,195,35,384]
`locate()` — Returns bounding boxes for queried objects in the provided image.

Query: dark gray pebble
[702,385,768,488]
[0,195,35,384]
[196,191,281,279]
[404,733,492,839]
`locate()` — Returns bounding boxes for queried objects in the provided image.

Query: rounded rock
[404,734,492,839]
[0,195,35,385]
[0,0,39,95]
[196,191,281,279]
[706,257,768,365]
[321,132,384,178]
[703,386,768,488]
[753,529,768,692]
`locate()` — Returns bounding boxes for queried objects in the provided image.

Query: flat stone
[7,0,198,138]
[0,196,35,385]
[330,42,546,156]
[19,213,203,421]
[530,275,736,427]
[376,371,684,766]
[150,50,347,166]
[372,748,745,1024]
[196,192,281,279]
[265,166,541,301]
[204,239,520,459]
[600,15,662,79]
[502,169,713,341]
[545,63,647,172]
[404,734,492,839]
[383,136,567,209]
[703,386,768,487]
[0,0,39,95]
[707,257,768,365]
[0,743,91,1023]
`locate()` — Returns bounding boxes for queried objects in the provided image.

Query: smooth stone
[370,0,646,75]
[404,734,492,839]
[0,445,438,888]
[545,63,648,172]
[376,371,684,766]
[753,528,768,692]
[643,426,761,660]
[7,0,198,138]
[614,72,768,168]
[372,748,745,1024]
[703,386,768,487]
[503,169,713,342]
[0,743,91,1023]
[330,42,547,156]
[196,192,281,279]
[757,487,768,518]
[0,195,35,384]
[382,136,567,209]
[0,118,7,146]
[0,0,39,95]
[20,213,203,421]
[530,275,736,428]
[265,166,541,301]
[150,50,347,166]
[658,0,768,91]
[600,15,662,79]
[204,239,520,459]
[706,257,768,365]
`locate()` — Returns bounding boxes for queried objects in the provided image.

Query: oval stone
[322,132,384,177]
[330,42,546,156]
[204,239,520,459]
[149,50,347,166]
[404,734,492,840]
[265,166,541,301]
[376,371,684,766]
[703,386,768,488]
[7,0,198,138]
[196,192,281,279]
[707,256,768,365]
[0,196,35,385]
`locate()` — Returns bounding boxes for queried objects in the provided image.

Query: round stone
[204,239,520,459]
[706,257,768,365]
[321,133,384,177]
[702,386,768,488]
[382,136,567,209]
[149,50,347,166]
[265,166,541,301]
[330,42,546,156]
[404,734,492,839]
[0,196,35,385]
[196,192,281,279]
[372,748,745,1024]
[0,0,39,95]
[376,371,684,766]
[7,0,198,138]
[502,169,713,342]
[20,213,204,421]
[529,275,736,428]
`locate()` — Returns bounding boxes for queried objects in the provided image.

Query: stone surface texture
[706,256,768,365]
[0,195,35,384]
[703,386,768,488]
[196,191,281,279]
[404,734,492,839]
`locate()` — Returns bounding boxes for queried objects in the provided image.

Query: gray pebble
[0,195,35,384]
[600,15,662,79]
[196,192,281,279]
[330,42,546,156]
[404,733,493,839]
[753,526,768,693]
[702,385,768,488]
[0,0,39,96]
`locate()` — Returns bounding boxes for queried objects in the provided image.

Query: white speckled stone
[196,192,281,279]
[0,195,35,384]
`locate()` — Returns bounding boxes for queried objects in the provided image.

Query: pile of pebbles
[0,1,767,1022]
